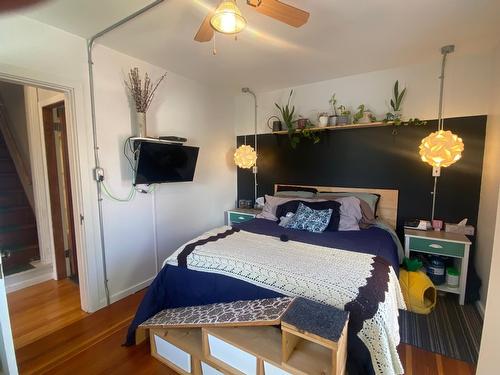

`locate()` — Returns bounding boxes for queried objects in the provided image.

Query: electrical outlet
[94,167,105,182]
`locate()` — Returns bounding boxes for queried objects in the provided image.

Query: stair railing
[0,93,35,210]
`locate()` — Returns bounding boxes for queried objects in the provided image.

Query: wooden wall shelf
[272,121,393,134]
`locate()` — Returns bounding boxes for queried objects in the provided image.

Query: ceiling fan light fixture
[210,0,247,35]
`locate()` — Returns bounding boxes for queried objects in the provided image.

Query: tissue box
[445,223,475,236]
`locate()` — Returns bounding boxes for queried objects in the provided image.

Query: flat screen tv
[134,142,199,185]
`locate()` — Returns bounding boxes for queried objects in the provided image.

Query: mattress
[126,218,404,375]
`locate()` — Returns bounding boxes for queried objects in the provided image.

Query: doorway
[0,82,87,357]
[42,102,78,281]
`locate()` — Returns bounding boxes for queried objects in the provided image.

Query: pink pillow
[257,195,324,221]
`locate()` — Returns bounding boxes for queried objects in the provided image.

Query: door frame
[25,88,91,309]
[0,257,18,375]
[0,65,106,313]
[40,100,78,280]
[31,94,77,281]
[26,92,65,272]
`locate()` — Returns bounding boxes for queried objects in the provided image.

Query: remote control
[159,136,187,143]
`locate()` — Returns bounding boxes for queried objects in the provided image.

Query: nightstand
[404,229,471,305]
[226,208,261,226]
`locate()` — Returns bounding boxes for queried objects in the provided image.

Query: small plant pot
[336,115,350,126]
[318,116,329,127]
[297,118,308,129]
[328,116,337,126]
[358,111,374,124]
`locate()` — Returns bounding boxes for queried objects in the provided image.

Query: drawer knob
[429,243,443,249]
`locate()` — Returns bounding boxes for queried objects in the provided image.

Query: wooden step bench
[139,297,349,375]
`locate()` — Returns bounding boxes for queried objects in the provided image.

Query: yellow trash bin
[399,269,437,314]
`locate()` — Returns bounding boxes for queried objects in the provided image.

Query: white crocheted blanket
[166,226,406,375]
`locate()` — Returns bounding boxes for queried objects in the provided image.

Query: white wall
[0,15,106,311]
[476,186,500,374]
[235,50,493,135]
[0,80,32,178]
[0,15,237,310]
[92,45,236,302]
[37,88,63,102]
[476,45,500,312]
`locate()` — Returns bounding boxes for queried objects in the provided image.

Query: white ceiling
[23,0,500,91]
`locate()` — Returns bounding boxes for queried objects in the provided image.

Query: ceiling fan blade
[248,0,309,27]
[194,13,214,42]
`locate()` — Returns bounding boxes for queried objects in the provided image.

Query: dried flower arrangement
[125,67,167,113]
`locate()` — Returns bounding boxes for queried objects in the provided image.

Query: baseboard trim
[6,270,53,293]
[476,300,485,319]
[109,277,155,305]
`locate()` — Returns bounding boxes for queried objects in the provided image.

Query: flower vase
[136,112,147,137]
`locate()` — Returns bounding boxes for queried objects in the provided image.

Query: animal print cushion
[285,202,332,233]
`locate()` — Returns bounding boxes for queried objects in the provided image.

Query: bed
[126,185,405,375]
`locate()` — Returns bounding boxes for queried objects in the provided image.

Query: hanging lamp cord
[431,45,454,220]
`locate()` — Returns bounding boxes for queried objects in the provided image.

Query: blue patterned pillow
[285,203,332,233]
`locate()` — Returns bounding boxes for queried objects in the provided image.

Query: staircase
[0,132,40,275]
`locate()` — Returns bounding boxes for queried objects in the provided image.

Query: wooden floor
[8,281,476,375]
[7,279,88,349]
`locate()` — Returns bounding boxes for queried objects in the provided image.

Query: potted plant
[318,112,329,127]
[336,105,351,125]
[328,93,338,126]
[125,67,167,137]
[275,91,320,148]
[353,104,376,124]
[275,90,300,147]
[383,80,427,133]
[384,80,406,125]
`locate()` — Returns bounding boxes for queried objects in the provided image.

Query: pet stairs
[138,297,349,375]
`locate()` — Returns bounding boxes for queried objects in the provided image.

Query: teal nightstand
[226,208,261,226]
[404,229,471,305]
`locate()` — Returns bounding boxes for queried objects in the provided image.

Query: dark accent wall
[237,116,486,235]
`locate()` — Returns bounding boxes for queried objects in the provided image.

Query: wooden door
[42,103,78,280]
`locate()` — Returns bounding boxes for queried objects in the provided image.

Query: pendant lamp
[234,144,257,169]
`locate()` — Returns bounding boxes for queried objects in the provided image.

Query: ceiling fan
[194,0,310,43]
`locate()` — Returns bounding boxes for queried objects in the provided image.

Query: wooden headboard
[274,184,399,229]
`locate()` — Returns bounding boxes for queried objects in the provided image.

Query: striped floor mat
[399,294,483,364]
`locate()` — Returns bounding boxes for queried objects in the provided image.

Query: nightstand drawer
[409,237,465,257]
[229,212,255,224]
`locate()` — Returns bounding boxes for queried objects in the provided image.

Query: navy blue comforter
[125,219,400,375]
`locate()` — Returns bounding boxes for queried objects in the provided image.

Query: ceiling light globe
[234,145,257,169]
[419,130,464,168]
[210,1,246,34]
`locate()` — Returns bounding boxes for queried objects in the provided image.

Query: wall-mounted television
[134,141,199,185]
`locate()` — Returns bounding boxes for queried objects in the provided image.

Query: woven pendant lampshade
[234,144,257,169]
[419,129,464,168]
[210,0,246,35]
